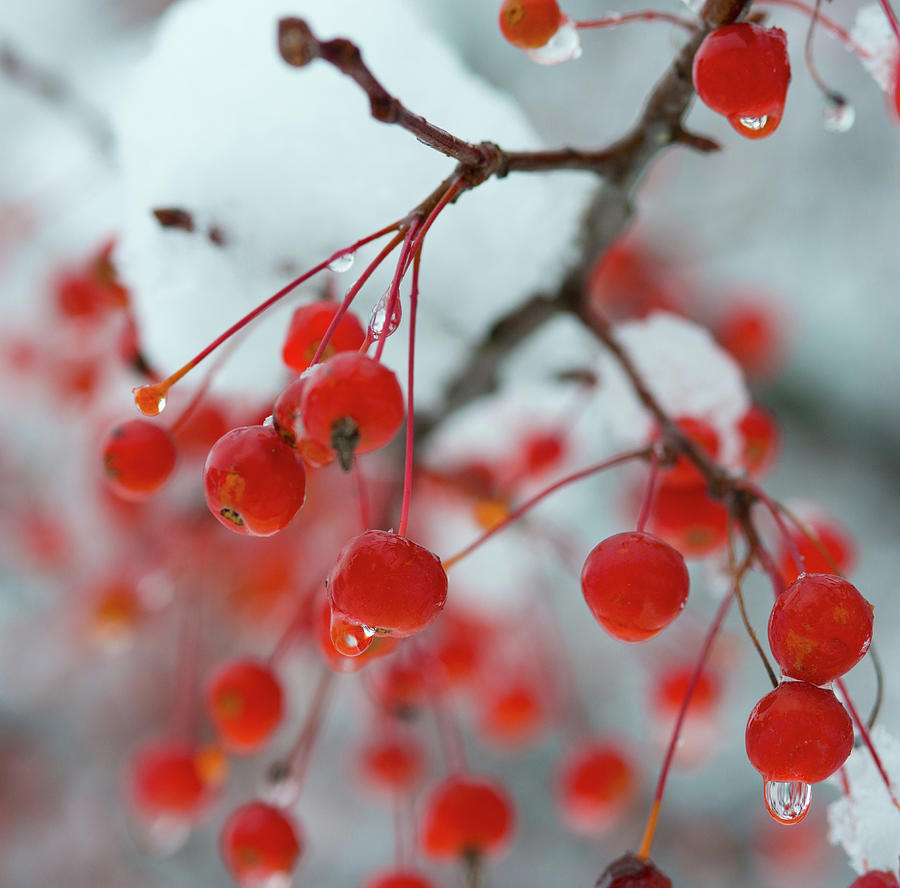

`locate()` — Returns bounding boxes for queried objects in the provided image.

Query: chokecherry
[595,853,672,888]
[767,573,873,686]
[581,531,689,642]
[207,659,285,753]
[129,741,210,821]
[498,0,563,50]
[300,352,404,470]
[358,732,425,795]
[647,481,729,557]
[363,872,438,888]
[849,874,900,888]
[738,404,779,477]
[220,801,302,886]
[778,512,856,584]
[281,301,365,373]
[102,419,177,501]
[327,530,447,638]
[272,377,336,468]
[557,740,636,836]
[203,425,307,536]
[692,23,791,139]
[421,775,514,859]
[745,681,853,784]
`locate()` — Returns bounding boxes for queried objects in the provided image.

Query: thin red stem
[576,11,697,32]
[878,0,900,41]
[755,0,876,57]
[443,447,650,570]
[635,447,661,534]
[397,250,421,538]
[309,231,405,367]
[637,558,747,859]
[744,482,805,580]
[836,678,900,810]
[373,221,420,363]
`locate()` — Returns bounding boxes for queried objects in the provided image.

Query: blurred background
[1,0,898,885]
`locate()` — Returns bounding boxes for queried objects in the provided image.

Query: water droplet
[133,384,167,416]
[141,815,192,854]
[525,17,582,66]
[738,115,768,131]
[368,292,402,341]
[259,760,301,808]
[330,611,375,657]
[763,779,811,824]
[328,252,355,273]
[239,874,293,888]
[262,414,275,428]
[823,100,855,133]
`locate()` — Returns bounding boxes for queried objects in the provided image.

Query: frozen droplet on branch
[259,760,301,808]
[368,292,402,340]
[764,779,812,824]
[526,17,582,65]
[823,100,855,133]
[328,252,355,273]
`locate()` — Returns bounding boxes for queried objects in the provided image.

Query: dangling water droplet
[525,16,582,66]
[763,779,812,824]
[330,611,375,657]
[133,384,167,416]
[328,252,355,273]
[823,99,855,133]
[368,292,402,341]
[738,115,768,131]
[259,760,301,808]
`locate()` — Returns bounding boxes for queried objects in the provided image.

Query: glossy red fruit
[203,425,307,536]
[768,574,873,686]
[281,302,365,373]
[717,302,782,380]
[300,353,404,470]
[479,678,546,748]
[498,0,563,49]
[653,665,719,717]
[102,419,177,501]
[207,659,284,753]
[369,660,428,717]
[129,741,210,820]
[849,873,900,888]
[328,530,447,637]
[648,481,729,557]
[422,775,514,859]
[272,376,336,468]
[692,23,791,139]
[778,513,856,584]
[596,853,672,888]
[557,741,636,836]
[738,404,779,477]
[745,681,853,783]
[358,733,425,795]
[220,802,302,885]
[363,871,438,888]
[581,531,689,642]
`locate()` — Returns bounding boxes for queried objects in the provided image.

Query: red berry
[478,677,546,748]
[363,871,438,888]
[692,24,791,139]
[596,853,672,888]
[300,352,404,470]
[129,741,210,820]
[648,481,729,557]
[172,400,230,456]
[653,665,719,716]
[369,659,428,717]
[850,874,900,888]
[281,302,365,373]
[498,0,563,50]
[220,801,302,885]
[203,425,307,536]
[768,573,873,686]
[738,404,779,477]
[358,733,426,795]
[327,530,447,637]
[581,531,689,642]
[778,513,856,584]
[102,419,177,501]
[557,741,636,836]
[657,417,720,486]
[272,377,336,468]
[745,681,853,783]
[717,301,783,380]
[207,659,284,753]
[519,429,566,479]
[422,775,514,859]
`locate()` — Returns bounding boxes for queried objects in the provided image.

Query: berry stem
[635,446,661,534]
[576,11,698,32]
[742,482,805,578]
[754,0,875,58]
[442,446,651,570]
[373,220,420,363]
[286,667,335,787]
[309,231,405,367]
[133,222,400,413]
[397,250,421,538]
[636,553,749,860]
[835,678,900,810]
[802,0,850,110]
[878,0,900,41]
